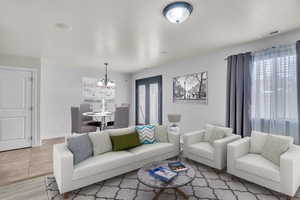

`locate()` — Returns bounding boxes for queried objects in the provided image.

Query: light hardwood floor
[0,137,65,186]
[0,176,48,200]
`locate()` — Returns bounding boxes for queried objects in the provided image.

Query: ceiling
[1,0,300,72]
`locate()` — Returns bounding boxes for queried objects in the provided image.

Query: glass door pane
[149,83,159,124]
[136,75,162,125]
[138,85,146,125]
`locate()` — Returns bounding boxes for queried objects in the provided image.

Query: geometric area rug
[45,159,300,200]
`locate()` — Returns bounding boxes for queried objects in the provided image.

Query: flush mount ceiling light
[163,1,193,24]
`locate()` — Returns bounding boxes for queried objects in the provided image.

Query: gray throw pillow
[67,134,93,165]
[88,131,112,156]
[261,135,293,166]
[155,125,169,143]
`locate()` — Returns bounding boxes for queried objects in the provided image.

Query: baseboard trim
[0,172,53,187]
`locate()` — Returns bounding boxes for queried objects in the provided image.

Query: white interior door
[0,68,33,151]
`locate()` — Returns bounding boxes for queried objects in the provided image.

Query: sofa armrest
[213,134,241,170]
[53,143,74,194]
[227,137,250,173]
[183,130,205,146]
[168,130,180,151]
[280,145,300,196]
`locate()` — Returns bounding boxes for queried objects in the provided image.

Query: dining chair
[106,106,129,129]
[70,104,97,134]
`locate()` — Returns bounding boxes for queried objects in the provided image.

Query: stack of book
[148,162,188,182]
[168,161,188,172]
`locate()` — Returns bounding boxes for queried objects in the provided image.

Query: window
[251,44,298,143]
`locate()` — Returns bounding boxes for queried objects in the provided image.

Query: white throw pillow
[261,134,293,166]
[250,131,268,154]
[88,131,112,156]
[155,125,168,143]
[204,124,232,143]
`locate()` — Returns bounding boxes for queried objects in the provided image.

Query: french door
[0,67,33,151]
[136,75,162,125]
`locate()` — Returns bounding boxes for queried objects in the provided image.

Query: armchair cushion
[204,124,232,143]
[236,154,280,182]
[188,142,214,160]
[262,135,293,166]
[250,131,268,154]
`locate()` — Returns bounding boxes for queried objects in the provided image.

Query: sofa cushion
[155,125,169,143]
[236,153,280,182]
[128,143,175,159]
[88,131,112,156]
[261,135,293,166]
[108,126,136,136]
[250,131,268,154]
[187,142,214,160]
[136,125,156,144]
[73,151,135,180]
[110,132,141,151]
[67,134,93,165]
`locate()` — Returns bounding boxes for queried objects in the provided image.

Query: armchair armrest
[53,144,74,194]
[213,134,241,170]
[227,137,250,173]
[280,145,300,196]
[183,130,205,146]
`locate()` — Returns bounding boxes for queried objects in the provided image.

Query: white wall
[41,61,131,139]
[130,28,300,134]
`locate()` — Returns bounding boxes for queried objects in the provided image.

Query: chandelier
[97,62,115,88]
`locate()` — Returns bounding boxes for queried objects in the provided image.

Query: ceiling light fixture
[97,63,115,88]
[163,1,193,24]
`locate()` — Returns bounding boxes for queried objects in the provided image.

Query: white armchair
[227,137,300,198]
[183,129,241,170]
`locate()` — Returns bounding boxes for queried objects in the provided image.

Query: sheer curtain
[251,44,299,144]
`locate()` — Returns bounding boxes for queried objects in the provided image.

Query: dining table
[82,111,113,131]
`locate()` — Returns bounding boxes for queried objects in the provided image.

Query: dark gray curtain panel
[226,53,252,137]
[296,41,300,143]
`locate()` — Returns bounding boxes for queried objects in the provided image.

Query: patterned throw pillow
[136,125,156,144]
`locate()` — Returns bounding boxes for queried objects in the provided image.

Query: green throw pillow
[110,132,141,151]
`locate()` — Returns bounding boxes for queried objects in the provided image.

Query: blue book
[148,167,178,182]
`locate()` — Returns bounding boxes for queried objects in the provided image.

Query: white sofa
[53,127,180,195]
[183,129,241,170]
[227,137,300,197]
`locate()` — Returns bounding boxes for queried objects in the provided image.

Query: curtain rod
[224,46,280,61]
